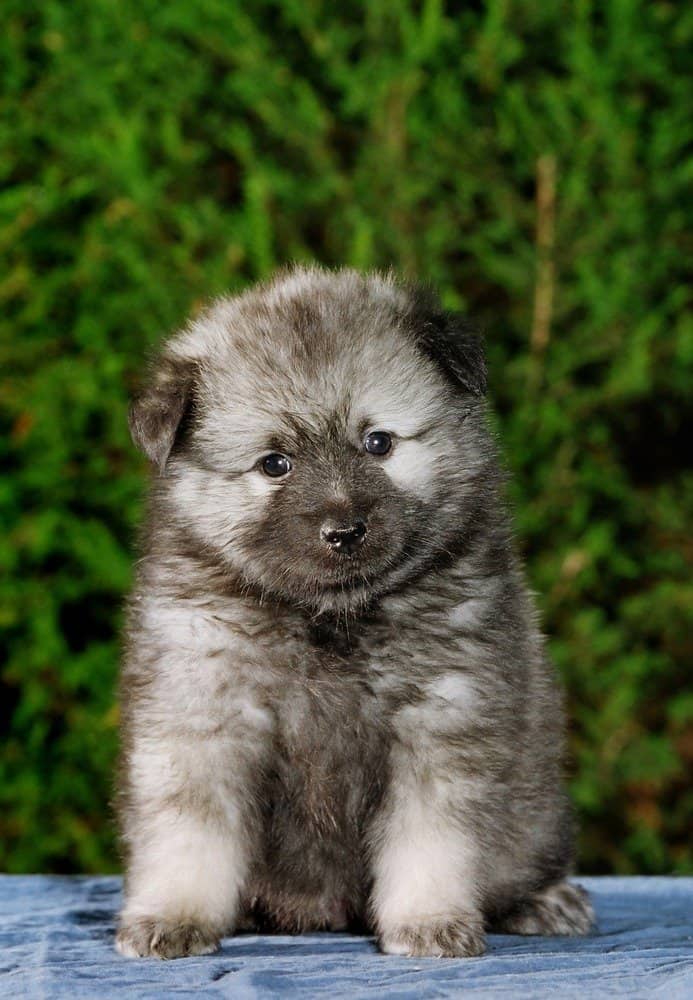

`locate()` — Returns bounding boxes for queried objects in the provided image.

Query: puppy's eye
[261,453,292,478]
[364,431,392,456]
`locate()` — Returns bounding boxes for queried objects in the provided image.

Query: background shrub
[1,0,691,873]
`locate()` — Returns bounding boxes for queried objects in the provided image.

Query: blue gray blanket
[1,876,691,997]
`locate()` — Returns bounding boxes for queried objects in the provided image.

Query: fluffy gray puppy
[115,265,593,960]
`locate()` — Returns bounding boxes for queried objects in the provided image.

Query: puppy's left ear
[128,354,196,472]
[410,295,487,396]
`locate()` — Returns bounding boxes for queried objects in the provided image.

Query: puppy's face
[130,268,489,612]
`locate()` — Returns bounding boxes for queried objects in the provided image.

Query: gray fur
[115,265,593,960]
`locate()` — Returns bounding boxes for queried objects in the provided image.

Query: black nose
[321,520,367,554]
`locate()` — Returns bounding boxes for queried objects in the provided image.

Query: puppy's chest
[269,653,388,832]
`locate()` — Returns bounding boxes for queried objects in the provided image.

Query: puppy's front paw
[115,916,220,959]
[379,915,486,958]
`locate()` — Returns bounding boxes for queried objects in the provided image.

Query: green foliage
[1,0,691,874]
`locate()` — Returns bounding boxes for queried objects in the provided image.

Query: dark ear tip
[455,329,488,396]
[410,296,488,396]
[127,394,145,448]
[127,361,192,470]
[127,396,143,438]
[128,395,162,470]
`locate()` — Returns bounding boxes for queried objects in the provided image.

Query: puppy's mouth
[237,522,412,610]
[316,556,371,587]
[314,545,410,597]
[320,572,370,593]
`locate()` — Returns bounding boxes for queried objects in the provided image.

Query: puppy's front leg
[116,729,266,959]
[370,729,486,958]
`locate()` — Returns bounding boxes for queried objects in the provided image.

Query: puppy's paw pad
[115,917,220,959]
[497,881,594,937]
[379,918,486,958]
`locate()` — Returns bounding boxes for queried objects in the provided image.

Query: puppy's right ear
[128,355,195,472]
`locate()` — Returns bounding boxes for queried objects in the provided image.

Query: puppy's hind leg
[491,880,594,937]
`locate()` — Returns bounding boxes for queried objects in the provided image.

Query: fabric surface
[0,876,691,998]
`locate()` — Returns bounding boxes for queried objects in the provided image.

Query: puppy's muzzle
[321,520,367,555]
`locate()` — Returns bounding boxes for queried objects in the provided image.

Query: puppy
[115,266,593,959]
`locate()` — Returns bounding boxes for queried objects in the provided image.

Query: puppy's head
[130,267,490,613]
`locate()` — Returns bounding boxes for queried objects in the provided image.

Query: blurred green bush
[1,0,691,874]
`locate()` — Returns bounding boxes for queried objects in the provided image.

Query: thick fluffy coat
[116,266,592,959]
